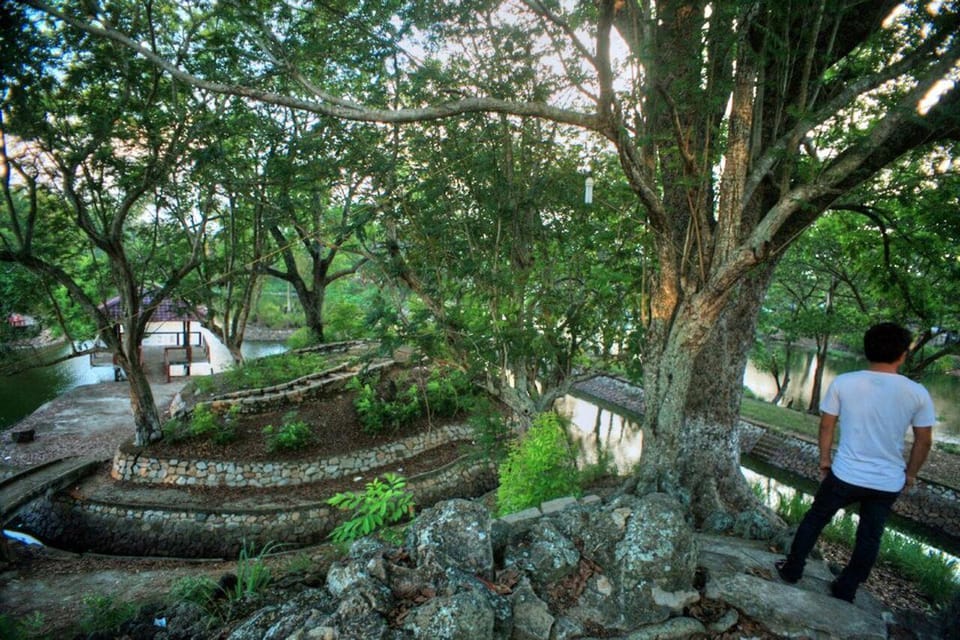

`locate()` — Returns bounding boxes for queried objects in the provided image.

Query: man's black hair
[863,322,912,364]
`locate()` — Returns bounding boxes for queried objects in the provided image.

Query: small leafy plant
[327,473,416,543]
[0,612,44,640]
[263,411,315,452]
[422,366,473,417]
[161,404,237,445]
[232,541,277,599]
[79,594,139,635]
[168,575,218,609]
[468,399,511,463]
[348,375,421,434]
[496,412,581,516]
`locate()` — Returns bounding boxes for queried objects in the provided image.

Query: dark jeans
[780,471,900,599]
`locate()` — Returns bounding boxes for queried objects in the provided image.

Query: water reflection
[743,351,960,442]
[0,343,114,429]
[0,339,288,431]
[555,394,643,473]
[241,340,288,360]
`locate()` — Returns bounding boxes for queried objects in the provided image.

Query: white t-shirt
[820,370,936,492]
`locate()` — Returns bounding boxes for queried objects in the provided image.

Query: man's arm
[818,413,838,480]
[904,426,933,489]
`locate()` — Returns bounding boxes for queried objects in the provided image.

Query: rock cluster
[224,494,707,640]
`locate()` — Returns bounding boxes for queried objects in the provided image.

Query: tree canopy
[7,0,959,524]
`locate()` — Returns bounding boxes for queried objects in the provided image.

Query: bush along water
[496,412,581,516]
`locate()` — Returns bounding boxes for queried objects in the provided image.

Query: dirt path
[1,542,236,634]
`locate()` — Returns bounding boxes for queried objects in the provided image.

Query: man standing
[775,322,935,603]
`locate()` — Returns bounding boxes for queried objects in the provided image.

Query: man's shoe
[775,559,800,584]
[829,580,855,603]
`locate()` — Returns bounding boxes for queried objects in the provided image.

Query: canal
[558,385,960,570]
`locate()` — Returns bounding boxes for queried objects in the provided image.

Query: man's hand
[904,426,932,493]
[818,413,837,482]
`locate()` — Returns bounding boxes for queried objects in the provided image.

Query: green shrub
[423,366,472,417]
[162,404,236,445]
[285,328,321,350]
[348,376,421,434]
[161,417,189,443]
[936,441,960,455]
[350,378,385,432]
[386,383,421,428]
[327,473,416,543]
[0,612,44,640]
[79,595,139,635]
[232,542,276,599]
[168,575,218,608]
[263,413,315,452]
[496,412,581,516]
[211,352,330,394]
[188,403,220,438]
[167,543,277,614]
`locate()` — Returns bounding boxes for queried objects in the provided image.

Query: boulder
[503,520,580,590]
[509,578,555,640]
[402,588,496,639]
[405,498,494,578]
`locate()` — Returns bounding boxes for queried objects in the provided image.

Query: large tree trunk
[126,363,163,446]
[112,323,163,446]
[681,267,780,529]
[302,288,326,343]
[634,264,781,532]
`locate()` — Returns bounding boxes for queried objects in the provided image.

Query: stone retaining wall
[19,454,497,558]
[740,421,960,544]
[112,424,474,487]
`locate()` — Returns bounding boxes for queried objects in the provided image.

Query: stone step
[698,534,891,639]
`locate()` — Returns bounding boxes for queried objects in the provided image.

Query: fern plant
[327,473,415,543]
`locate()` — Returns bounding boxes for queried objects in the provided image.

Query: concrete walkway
[0,351,192,476]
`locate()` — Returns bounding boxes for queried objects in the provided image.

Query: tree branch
[22,0,601,131]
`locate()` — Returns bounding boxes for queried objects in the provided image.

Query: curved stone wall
[112,424,474,487]
[19,454,497,558]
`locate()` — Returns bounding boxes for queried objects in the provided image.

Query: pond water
[0,343,115,430]
[743,349,960,443]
